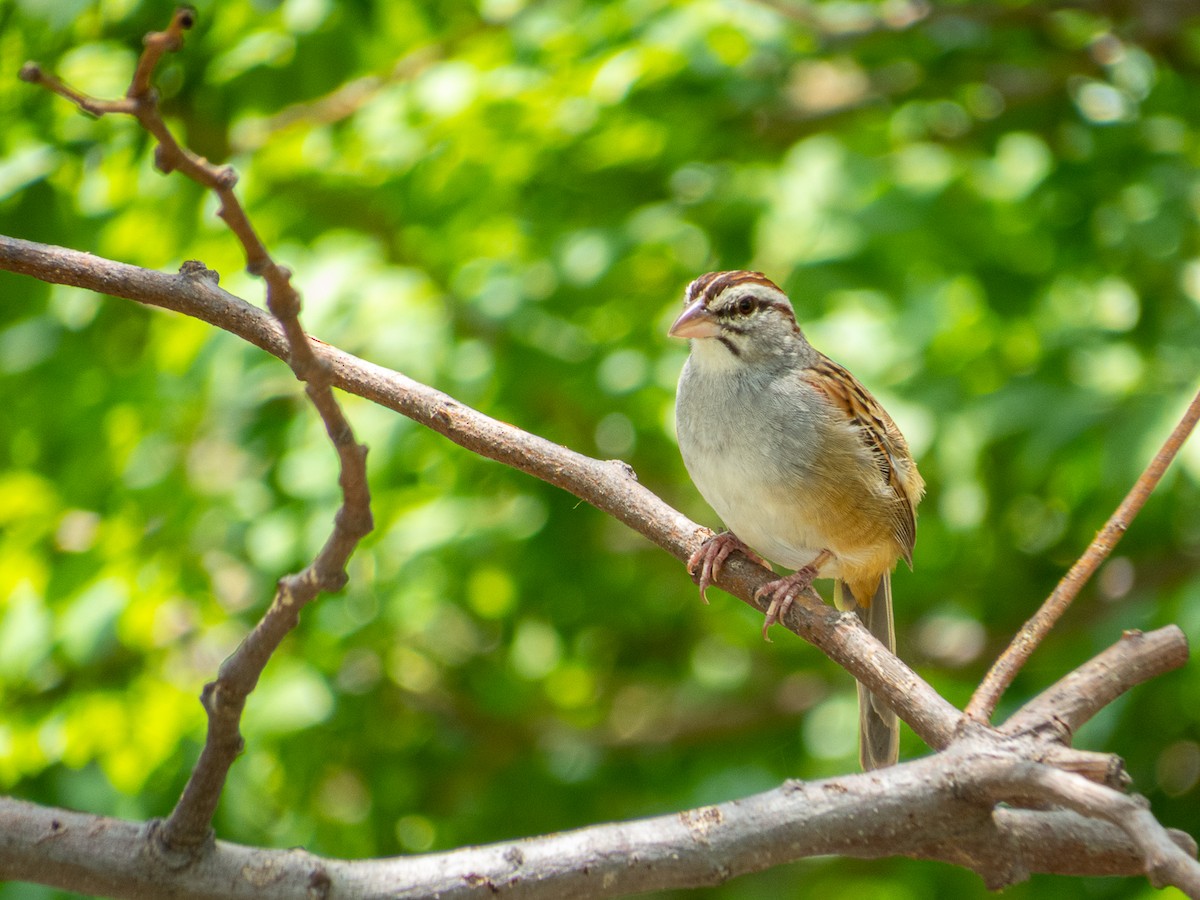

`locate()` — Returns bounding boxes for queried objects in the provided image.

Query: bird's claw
[688,537,830,641]
[754,570,815,642]
[686,532,766,605]
[754,549,832,640]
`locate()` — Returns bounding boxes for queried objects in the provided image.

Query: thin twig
[965,385,1200,723]
[23,9,373,854]
[18,63,134,116]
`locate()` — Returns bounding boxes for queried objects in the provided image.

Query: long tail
[843,575,899,771]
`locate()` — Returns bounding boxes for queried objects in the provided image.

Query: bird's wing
[803,355,924,564]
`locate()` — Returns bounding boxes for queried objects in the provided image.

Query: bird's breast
[675,362,831,568]
[674,359,899,573]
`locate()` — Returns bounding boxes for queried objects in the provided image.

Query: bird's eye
[736,296,754,315]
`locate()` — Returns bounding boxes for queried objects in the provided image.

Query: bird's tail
[839,575,899,771]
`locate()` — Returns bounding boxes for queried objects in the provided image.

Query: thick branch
[1033,769,1200,894]
[2,752,1195,900]
[974,763,1200,895]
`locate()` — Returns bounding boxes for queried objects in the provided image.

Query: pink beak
[668,300,720,339]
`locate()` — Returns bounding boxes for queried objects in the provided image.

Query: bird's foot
[755,550,832,641]
[687,532,768,604]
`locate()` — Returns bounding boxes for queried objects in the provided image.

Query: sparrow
[669,270,925,770]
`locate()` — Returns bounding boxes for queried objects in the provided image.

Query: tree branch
[979,764,1200,895]
[0,233,960,753]
[1,751,1195,900]
[4,233,1199,894]
[22,9,375,854]
[1059,778,1200,894]
[966,384,1200,722]
[1003,626,1190,739]
[5,6,1200,896]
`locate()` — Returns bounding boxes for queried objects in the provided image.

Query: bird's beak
[668,300,720,339]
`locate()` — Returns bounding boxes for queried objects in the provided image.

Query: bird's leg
[756,549,834,641]
[687,532,769,604]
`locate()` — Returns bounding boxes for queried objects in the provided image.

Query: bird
[668,270,925,770]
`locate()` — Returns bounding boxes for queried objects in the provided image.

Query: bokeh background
[2,1,1200,897]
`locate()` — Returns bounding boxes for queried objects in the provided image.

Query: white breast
[674,352,840,573]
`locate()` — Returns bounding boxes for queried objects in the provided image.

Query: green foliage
[2,1,1200,897]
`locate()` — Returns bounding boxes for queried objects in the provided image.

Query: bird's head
[668,271,806,366]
